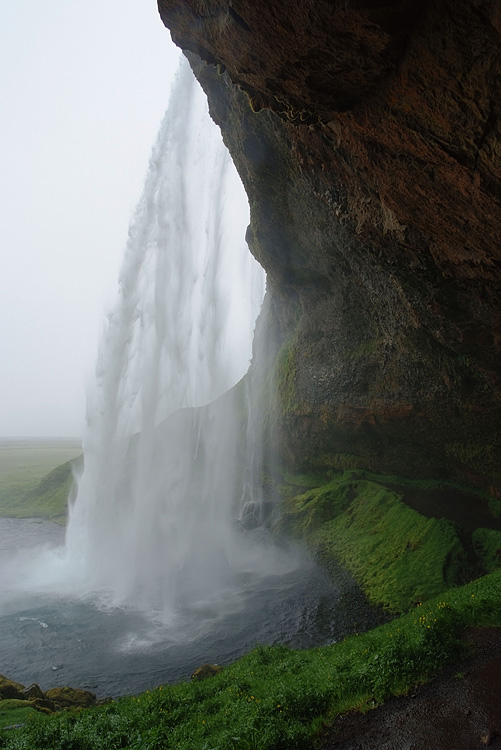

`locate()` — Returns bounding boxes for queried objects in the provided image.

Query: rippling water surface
[0,518,354,697]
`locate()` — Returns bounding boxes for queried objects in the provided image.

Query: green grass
[1,569,500,749]
[472,528,501,572]
[0,440,81,523]
[278,473,473,612]
[0,701,40,729]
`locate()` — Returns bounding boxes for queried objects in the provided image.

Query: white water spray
[56,58,299,622]
[0,60,360,693]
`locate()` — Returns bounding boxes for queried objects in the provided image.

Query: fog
[0,0,180,437]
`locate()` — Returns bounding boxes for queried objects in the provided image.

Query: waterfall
[60,58,296,622]
[0,59,366,693]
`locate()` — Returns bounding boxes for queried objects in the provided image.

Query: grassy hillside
[0,440,81,524]
[276,469,500,613]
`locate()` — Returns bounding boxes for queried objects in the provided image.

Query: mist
[0,0,180,437]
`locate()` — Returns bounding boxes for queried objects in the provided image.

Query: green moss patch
[472,528,501,573]
[278,473,469,612]
[275,337,300,417]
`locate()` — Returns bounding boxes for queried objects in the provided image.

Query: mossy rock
[191,663,223,681]
[0,675,25,700]
[21,683,45,701]
[31,698,57,715]
[44,687,96,708]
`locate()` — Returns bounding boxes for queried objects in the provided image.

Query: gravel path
[321,627,501,749]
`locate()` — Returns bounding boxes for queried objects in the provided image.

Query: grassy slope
[472,527,501,572]
[1,460,499,747]
[0,703,35,734]
[0,442,81,523]
[277,471,496,612]
[1,570,500,749]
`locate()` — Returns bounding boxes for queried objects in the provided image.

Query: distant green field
[0,439,82,523]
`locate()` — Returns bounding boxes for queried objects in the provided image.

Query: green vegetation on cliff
[472,528,501,573]
[277,471,496,613]
[2,570,500,749]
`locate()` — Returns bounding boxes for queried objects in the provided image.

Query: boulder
[32,698,57,714]
[0,674,25,701]
[44,687,96,708]
[22,683,45,701]
[191,663,223,681]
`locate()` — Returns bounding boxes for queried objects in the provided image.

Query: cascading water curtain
[64,58,268,618]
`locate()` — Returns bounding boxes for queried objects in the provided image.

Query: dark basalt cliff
[158,1,501,498]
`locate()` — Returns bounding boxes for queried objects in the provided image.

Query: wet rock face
[158,1,425,116]
[158,1,501,493]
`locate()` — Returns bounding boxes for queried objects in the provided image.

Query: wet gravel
[320,627,501,750]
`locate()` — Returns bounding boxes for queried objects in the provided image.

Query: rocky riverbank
[0,673,100,727]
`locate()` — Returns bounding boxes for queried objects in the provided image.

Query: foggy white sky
[0,1,180,437]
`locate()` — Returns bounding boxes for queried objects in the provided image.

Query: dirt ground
[321,627,501,750]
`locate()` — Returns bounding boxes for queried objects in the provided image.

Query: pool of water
[0,518,365,698]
